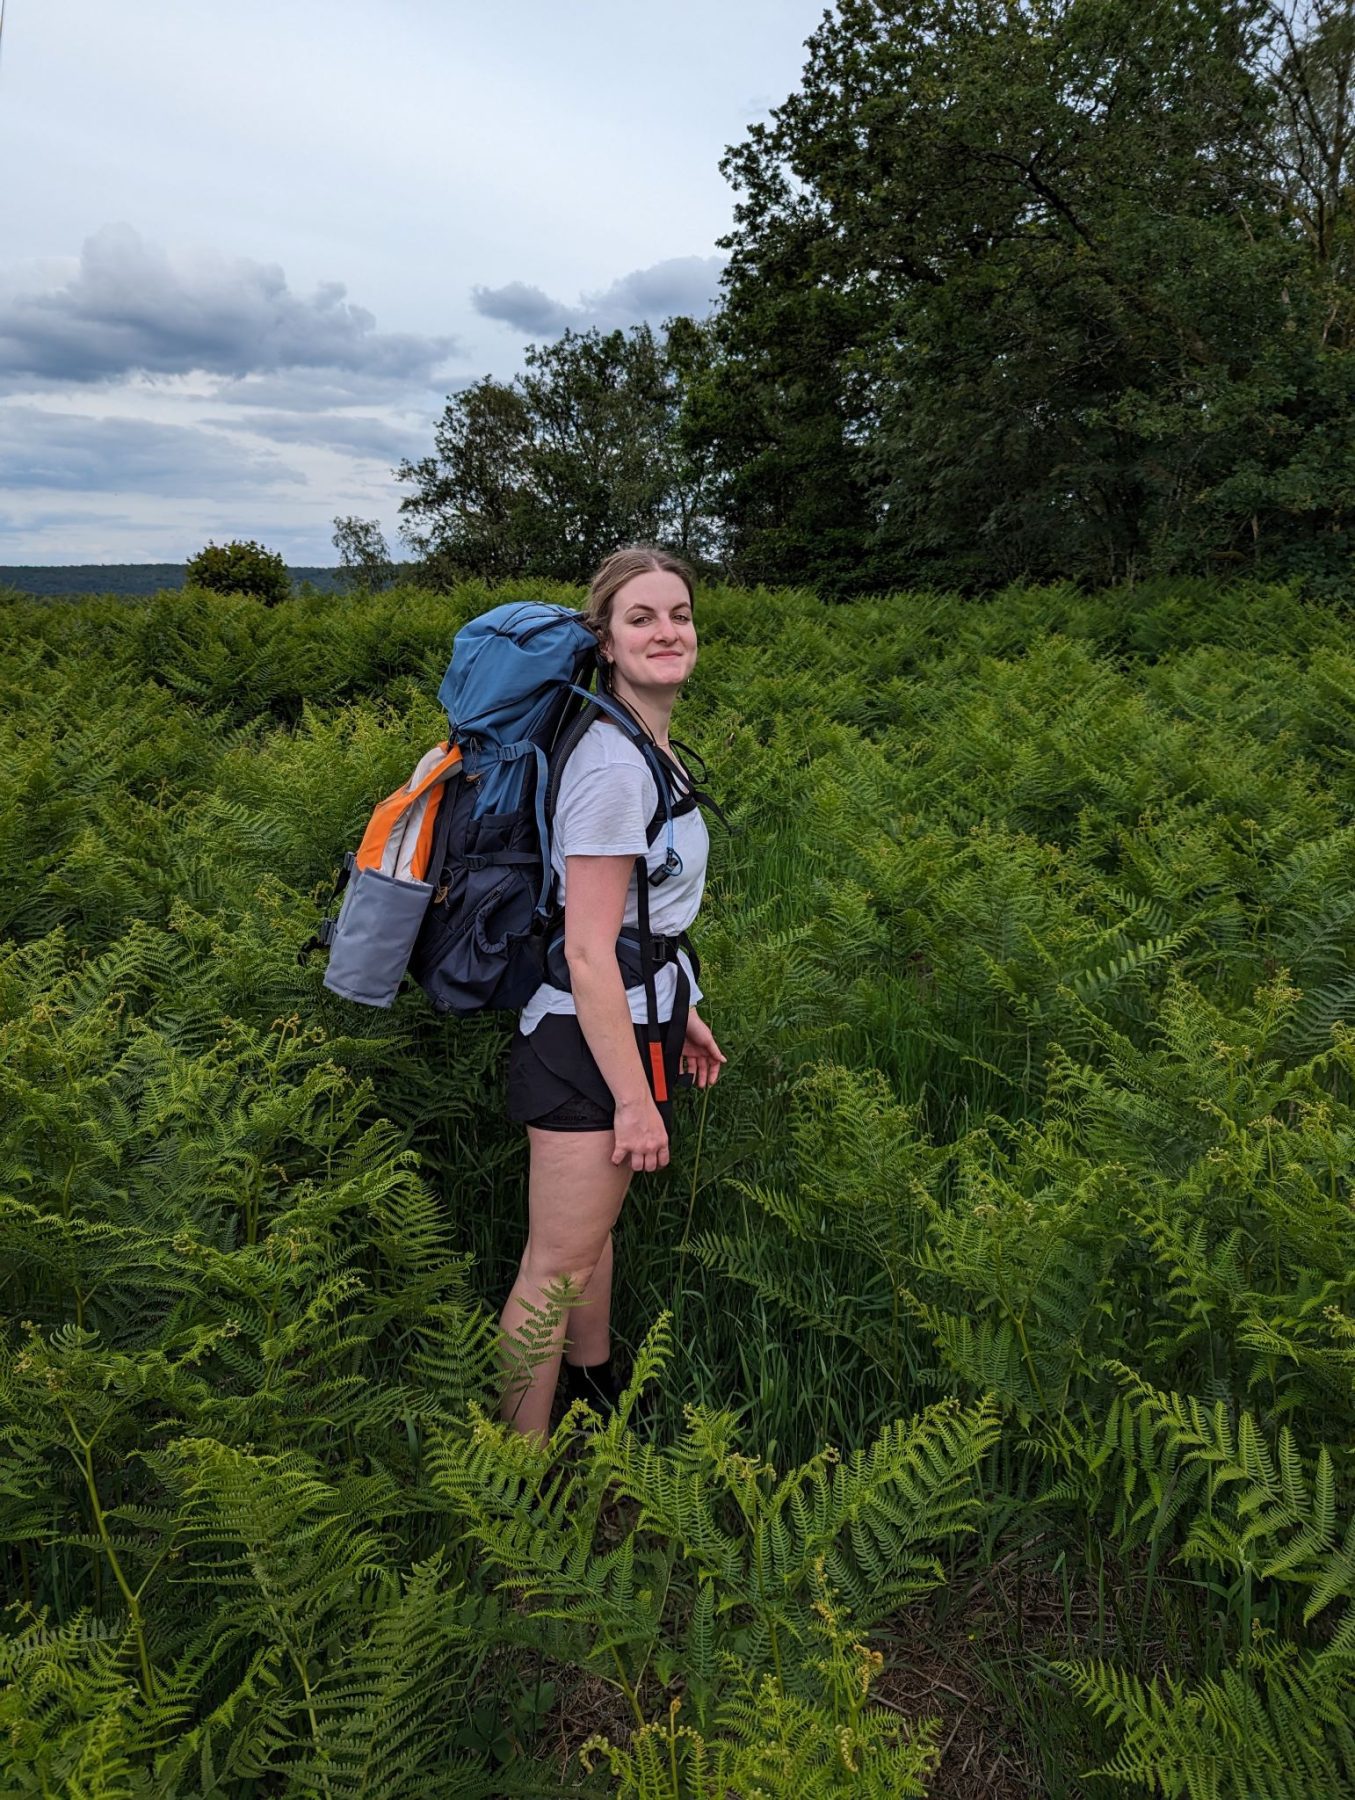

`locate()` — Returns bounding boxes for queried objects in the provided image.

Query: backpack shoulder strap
[649,740,733,837]
[549,688,733,855]
[543,705,599,829]
[547,687,677,835]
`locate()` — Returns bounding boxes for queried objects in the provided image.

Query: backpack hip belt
[544,924,700,994]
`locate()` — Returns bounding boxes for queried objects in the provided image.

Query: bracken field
[3,578,1355,1798]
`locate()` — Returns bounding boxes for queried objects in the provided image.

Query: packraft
[305,601,707,1044]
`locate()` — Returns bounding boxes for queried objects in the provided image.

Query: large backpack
[306,600,698,1041]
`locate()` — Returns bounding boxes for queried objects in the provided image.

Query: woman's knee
[518,1238,606,1295]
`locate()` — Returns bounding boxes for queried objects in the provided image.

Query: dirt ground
[534,1587,1052,1797]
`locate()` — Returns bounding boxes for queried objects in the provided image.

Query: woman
[497,545,725,1439]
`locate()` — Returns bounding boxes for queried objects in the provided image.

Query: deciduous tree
[331,515,395,592]
[398,323,720,585]
[701,0,1353,591]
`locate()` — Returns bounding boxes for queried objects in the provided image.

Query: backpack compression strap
[461,737,554,911]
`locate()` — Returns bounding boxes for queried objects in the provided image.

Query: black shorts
[506,1004,689,1133]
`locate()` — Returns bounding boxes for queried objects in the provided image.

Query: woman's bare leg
[565,1230,612,1367]
[498,1128,631,1439]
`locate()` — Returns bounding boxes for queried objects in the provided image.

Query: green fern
[1059,1633,1355,1799]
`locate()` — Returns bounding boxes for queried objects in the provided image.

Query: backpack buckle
[298,913,337,964]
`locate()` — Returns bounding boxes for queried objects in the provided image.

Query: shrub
[185,538,291,606]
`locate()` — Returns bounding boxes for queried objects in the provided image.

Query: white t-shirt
[518,719,708,1035]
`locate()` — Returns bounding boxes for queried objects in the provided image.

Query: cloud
[0,505,131,538]
[216,372,409,412]
[204,409,423,463]
[473,254,725,338]
[472,280,578,339]
[214,367,478,413]
[0,225,458,386]
[0,407,303,496]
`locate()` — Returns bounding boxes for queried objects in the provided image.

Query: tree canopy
[399,0,1355,595]
[331,516,395,592]
[397,322,719,585]
[184,539,291,606]
[701,0,1354,593]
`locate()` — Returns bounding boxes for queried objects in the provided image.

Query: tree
[331,516,395,592]
[184,539,291,606]
[700,0,1353,591]
[1207,0,1355,591]
[397,322,720,585]
[1262,0,1355,277]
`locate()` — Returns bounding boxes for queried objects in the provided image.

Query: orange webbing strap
[355,743,462,874]
[634,852,662,1104]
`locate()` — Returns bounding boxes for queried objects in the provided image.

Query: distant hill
[0,564,346,597]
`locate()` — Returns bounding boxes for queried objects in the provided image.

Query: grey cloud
[0,505,129,535]
[473,255,725,338]
[0,407,304,496]
[0,226,458,385]
[598,257,726,321]
[215,368,477,415]
[206,409,422,462]
[471,281,578,338]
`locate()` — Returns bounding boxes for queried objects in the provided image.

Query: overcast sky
[0,0,827,564]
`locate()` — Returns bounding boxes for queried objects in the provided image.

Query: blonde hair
[583,544,696,641]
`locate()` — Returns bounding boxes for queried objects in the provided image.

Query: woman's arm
[564,853,670,1174]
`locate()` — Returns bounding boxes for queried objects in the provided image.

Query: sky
[0,0,827,564]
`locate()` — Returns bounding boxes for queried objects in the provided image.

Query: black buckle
[298,908,340,966]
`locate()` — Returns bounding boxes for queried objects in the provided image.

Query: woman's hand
[680,1012,727,1089]
[612,1095,670,1173]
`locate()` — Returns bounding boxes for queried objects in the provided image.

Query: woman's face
[603,570,697,696]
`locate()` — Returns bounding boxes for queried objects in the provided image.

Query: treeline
[399,0,1355,596]
[0,566,346,599]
